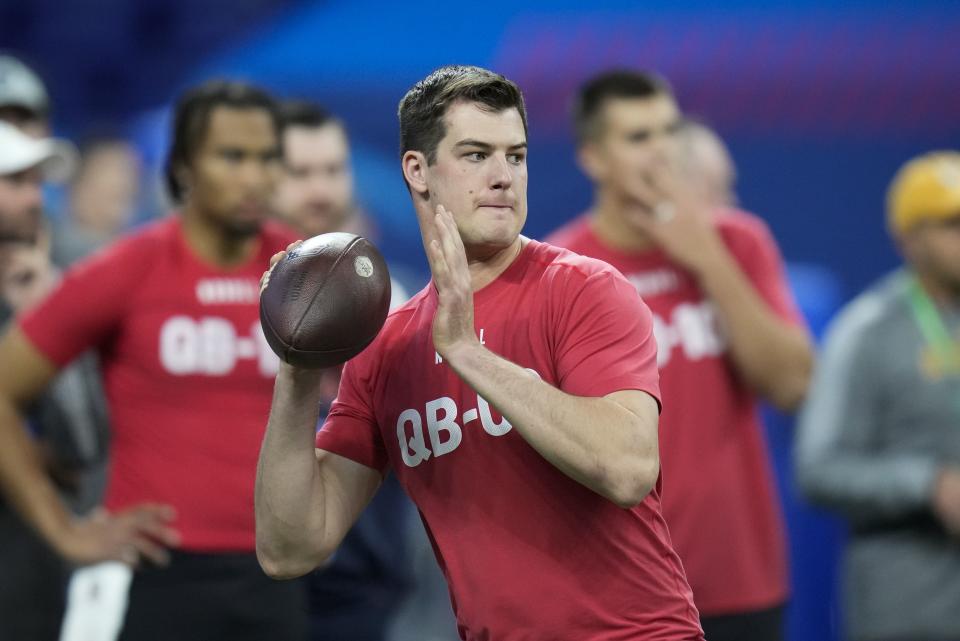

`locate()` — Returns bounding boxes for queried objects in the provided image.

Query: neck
[181,204,258,268]
[913,268,960,309]
[591,189,655,252]
[465,236,525,291]
[415,201,525,293]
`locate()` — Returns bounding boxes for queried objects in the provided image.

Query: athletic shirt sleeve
[18,239,146,366]
[552,266,662,408]
[720,212,804,325]
[315,352,389,474]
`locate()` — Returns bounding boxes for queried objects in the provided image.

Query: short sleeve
[553,268,661,407]
[315,356,389,474]
[18,242,142,366]
[722,214,804,326]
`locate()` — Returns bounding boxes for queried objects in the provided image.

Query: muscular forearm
[255,366,330,577]
[443,342,659,507]
[695,245,812,410]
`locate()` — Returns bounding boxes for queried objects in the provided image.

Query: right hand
[55,503,180,567]
[260,240,303,295]
[933,467,960,536]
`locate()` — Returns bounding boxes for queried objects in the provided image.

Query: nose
[242,158,277,194]
[23,181,43,211]
[488,153,513,191]
[307,173,332,201]
[649,132,679,168]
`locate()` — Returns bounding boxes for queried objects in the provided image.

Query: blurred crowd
[1,49,959,641]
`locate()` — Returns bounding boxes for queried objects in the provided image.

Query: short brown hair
[398,65,528,164]
[572,70,672,147]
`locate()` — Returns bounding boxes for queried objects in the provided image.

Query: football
[259,233,391,368]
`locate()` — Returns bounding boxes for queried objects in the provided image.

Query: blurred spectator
[274,99,456,641]
[52,136,142,267]
[274,100,360,238]
[0,54,50,138]
[0,80,304,640]
[797,151,960,641]
[678,118,738,208]
[547,70,813,641]
[0,121,75,317]
[0,122,111,641]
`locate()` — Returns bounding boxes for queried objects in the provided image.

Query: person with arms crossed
[547,70,813,641]
[256,65,704,640]
[797,151,960,641]
[0,80,305,640]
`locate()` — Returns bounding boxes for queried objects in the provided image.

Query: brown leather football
[259,233,391,368]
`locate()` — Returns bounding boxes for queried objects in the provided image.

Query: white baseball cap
[0,120,76,182]
[0,55,49,115]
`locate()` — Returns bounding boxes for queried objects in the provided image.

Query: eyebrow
[454,139,528,151]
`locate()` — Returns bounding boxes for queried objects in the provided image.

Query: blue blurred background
[4,1,959,639]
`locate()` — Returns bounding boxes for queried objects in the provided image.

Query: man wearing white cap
[0,121,74,247]
[0,120,173,641]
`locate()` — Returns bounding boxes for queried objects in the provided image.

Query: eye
[326,162,347,177]
[287,167,310,179]
[507,153,525,165]
[466,152,486,161]
[219,149,244,163]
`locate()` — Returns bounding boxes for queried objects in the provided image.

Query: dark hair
[277,99,339,132]
[572,70,672,146]
[398,65,527,164]
[165,80,280,202]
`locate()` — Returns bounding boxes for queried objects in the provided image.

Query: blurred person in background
[677,118,737,209]
[797,151,960,641]
[0,121,115,641]
[0,54,51,138]
[547,70,813,641]
[52,135,143,267]
[274,98,456,641]
[274,100,362,238]
[0,80,306,640]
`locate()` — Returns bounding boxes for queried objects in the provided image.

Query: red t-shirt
[316,239,703,641]
[19,216,296,551]
[547,210,800,615]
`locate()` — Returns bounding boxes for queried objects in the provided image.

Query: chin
[224,218,263,239]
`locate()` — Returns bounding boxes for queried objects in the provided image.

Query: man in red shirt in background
[548,70,813,641]
[0,80,305,640]
[256,65,704,641]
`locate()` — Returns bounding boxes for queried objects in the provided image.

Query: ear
[401,150,429,197]
[577,143,606,183]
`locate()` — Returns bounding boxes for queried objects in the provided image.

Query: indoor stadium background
[3,1,958,639]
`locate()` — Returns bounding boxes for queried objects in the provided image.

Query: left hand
[426,204,477,359]
[628,162,725,274]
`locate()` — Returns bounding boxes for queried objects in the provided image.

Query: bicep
[314,448,383,543]
[0,326,59,407]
